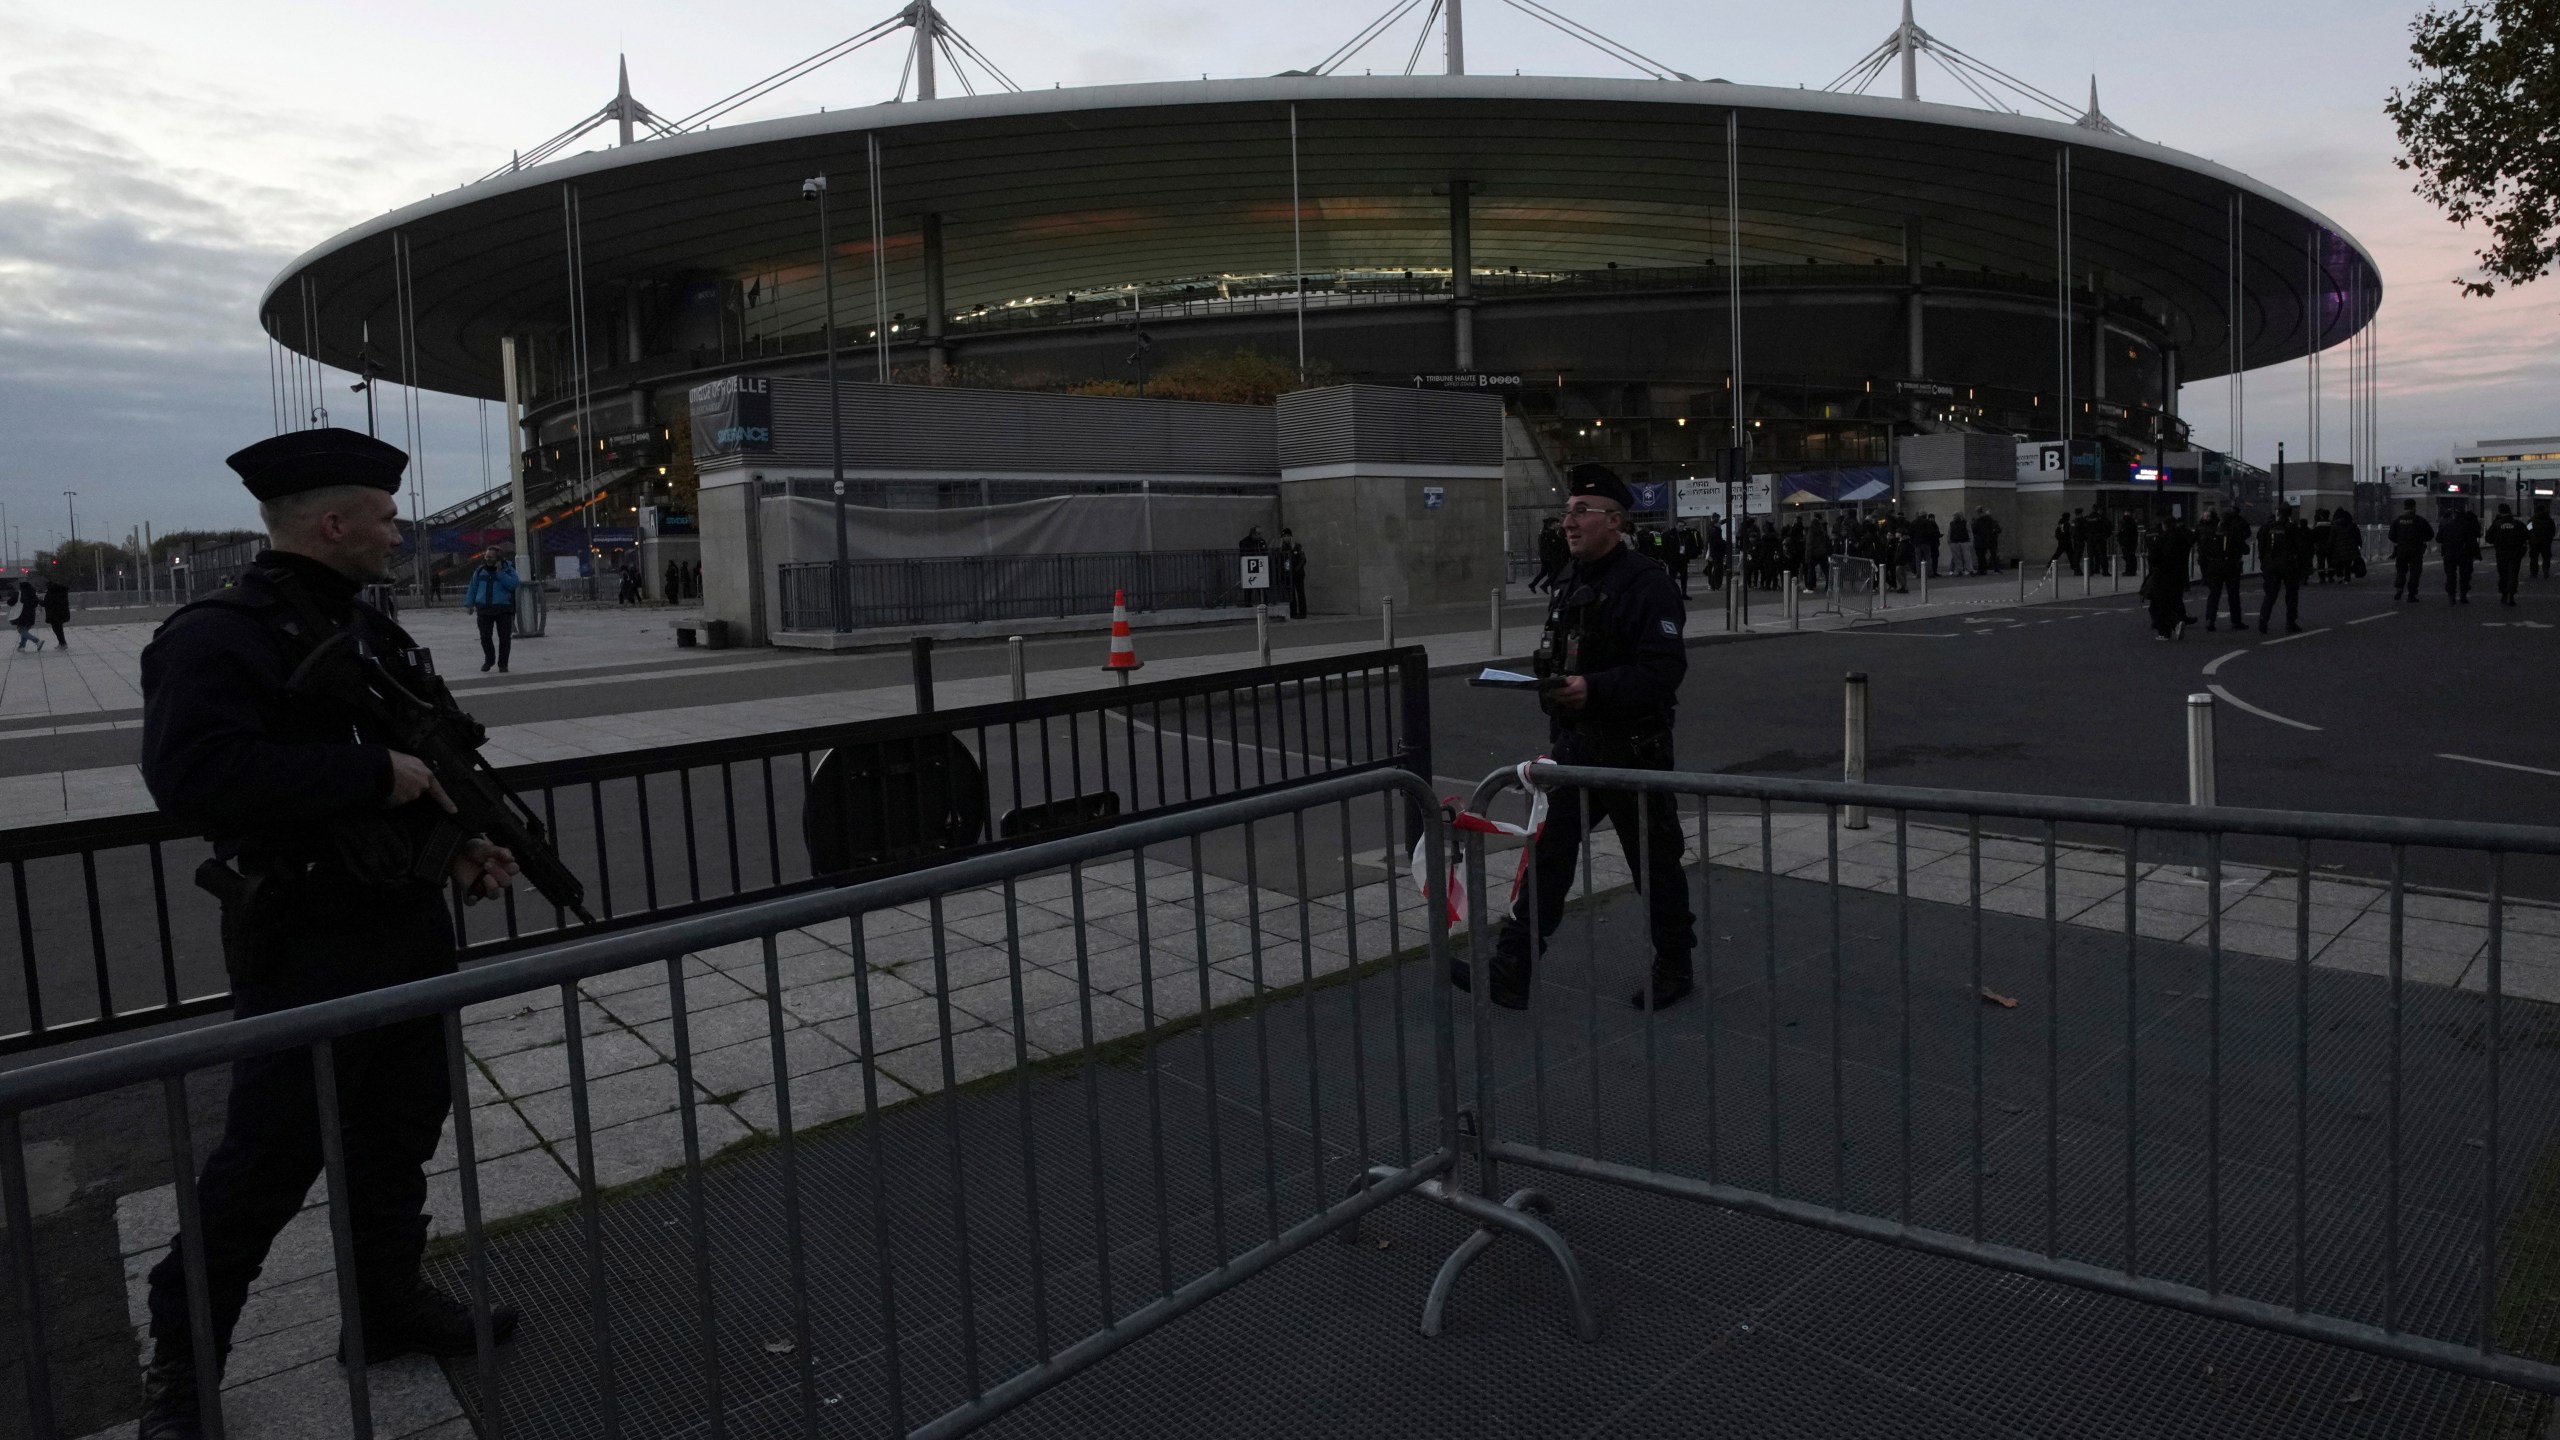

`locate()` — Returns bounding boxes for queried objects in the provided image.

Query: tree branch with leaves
[2386,0,2560,296]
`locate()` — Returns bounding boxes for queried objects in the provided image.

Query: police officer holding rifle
[1454,463,1696,1011]
[137,429,589,1437]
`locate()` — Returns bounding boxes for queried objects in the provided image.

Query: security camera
[801,175,828,199]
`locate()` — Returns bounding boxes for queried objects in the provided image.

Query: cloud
[0,31,497,533]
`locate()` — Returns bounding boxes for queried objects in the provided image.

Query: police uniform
[2488,507,2530,605]
[2389,504,2434,601]
[1458,465,1696,1010]
[138,429,516,1439]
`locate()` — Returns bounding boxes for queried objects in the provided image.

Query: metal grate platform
[436,862,2560,1437]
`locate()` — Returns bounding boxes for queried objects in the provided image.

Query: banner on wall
[689,376,773,459]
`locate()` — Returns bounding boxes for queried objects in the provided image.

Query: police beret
[224,428,407,501]
[1566,463,1633,512]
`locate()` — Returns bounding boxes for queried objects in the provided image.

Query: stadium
[255,0,2382,635]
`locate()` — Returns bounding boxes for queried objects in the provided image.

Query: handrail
[1466,762,2560,856]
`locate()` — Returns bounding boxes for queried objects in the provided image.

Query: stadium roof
[262,73,2379,401]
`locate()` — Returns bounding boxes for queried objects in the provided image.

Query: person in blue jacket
[464,549,521,672]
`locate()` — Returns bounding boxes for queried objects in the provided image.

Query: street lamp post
[805,173,851,632]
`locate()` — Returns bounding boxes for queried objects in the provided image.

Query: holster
[195,857,294,989]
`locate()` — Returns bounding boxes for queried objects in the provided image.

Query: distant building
[2451,436,2560,509]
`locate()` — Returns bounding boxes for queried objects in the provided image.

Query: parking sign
[1241,554,1271,590]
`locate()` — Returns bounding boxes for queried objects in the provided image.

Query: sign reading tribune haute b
[688,376,774,460]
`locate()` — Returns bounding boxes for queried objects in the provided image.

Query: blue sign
[1422,486,1445,510]
[1629,481,1669,515]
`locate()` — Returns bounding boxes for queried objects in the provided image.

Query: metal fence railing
[0,648,1428,1056]
[0,766,1485,1439]
[1443,762,2560,1399]
[778,550,1252,632]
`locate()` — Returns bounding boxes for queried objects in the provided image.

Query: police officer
[1276,527,1309,619]
[2441,504,2483,604]
[1452,464,1696,1010]
[2197,503,2249,631]
[2258,503,2312,633]
[2389,498,2434,602]
[137,429,523,1438]
[2488,503,2530,605]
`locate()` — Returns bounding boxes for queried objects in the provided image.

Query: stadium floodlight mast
[804,173,852,632]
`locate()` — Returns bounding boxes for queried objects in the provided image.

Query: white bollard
[1787,574,1801,630]
[1918,561,1928,606]
[2186,692,2217,809]
[1489,586,1503,654]
[2187,691,2218,877]
[1008,635,1027,702]
[1843,671,1870,830]
[2018,558,2028,603]
[1381,596,1396,648]
[1256,603,1272,666]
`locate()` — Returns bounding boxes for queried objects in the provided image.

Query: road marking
[2207,683,2322,732]
[2259,627,2331,647]
[2440,753,2560,780]
[2201,649,2246,677]
[2347,612,2396,625]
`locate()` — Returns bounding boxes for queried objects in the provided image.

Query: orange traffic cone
[1101,589,1143,676]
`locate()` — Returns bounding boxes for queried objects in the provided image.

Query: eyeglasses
[1560,503,1623,519]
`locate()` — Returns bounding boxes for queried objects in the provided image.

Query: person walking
[1670,518,1701,597]
[134,429,524,1439]
[2197,504,2250,631]
[1805,515,1834,591]
[2488,503,2530,605]
[2530,501,2554,580]
[2257,504,2311,632]
[1913,511,1941,578]
[1451,464,1693,1012]
[464,549,521,673]
[2081,509,2112,578]
[1276,527,1309,618]
[1531,517,1566,593]
[2116,511,2141,579]
[616,560,641,606]
[665,558,683,604]
[1974,507,2003,572]
[2054,510,2081,575]
[2329,508,2365,583]
[1945,511,1973,577]
[2389,499,2434,602]
[2441,505,2482,605]
[12,578,40,651]
[42,579,71,650]
[2143,522,2188,639]
[2311,508,2336,584]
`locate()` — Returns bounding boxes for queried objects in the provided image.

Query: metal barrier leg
[1352,1165,1597,1342]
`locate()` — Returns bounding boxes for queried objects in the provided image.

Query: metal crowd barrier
[1,766,1487,1439]
[1444,763,2560,1395]
[0,648,1427,1056]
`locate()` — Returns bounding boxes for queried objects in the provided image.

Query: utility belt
[1559,715,1675,770]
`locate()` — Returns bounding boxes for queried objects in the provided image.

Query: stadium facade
[256,16,2381,634]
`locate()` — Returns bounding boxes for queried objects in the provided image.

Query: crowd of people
[2133,496,2551,640]
[1536,509,2009,599]
[1523,495,2551,640]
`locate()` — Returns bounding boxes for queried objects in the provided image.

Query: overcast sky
[0,0,2548,545]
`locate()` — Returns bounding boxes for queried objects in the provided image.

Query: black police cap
[224,428,408,501]
[1566,463,1633,512]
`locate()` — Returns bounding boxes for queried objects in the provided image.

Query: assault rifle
[293,631,597,925]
